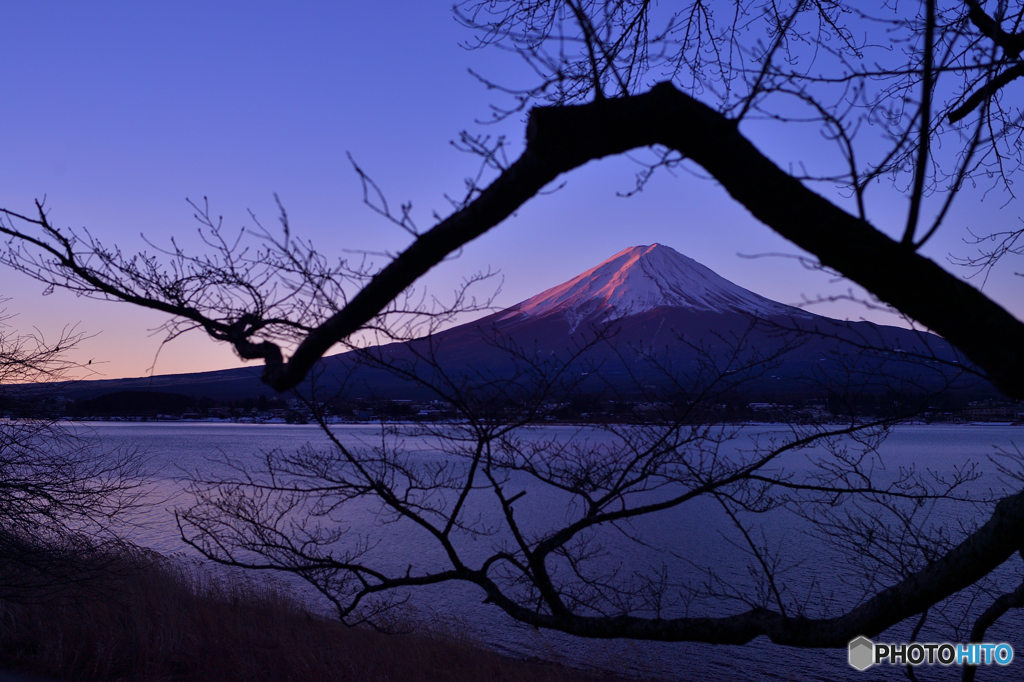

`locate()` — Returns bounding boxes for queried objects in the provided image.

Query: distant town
[4,389,1022,425]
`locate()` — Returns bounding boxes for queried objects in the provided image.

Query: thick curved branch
[270,83,1024,400]
[962,575,1024,681]
[472,487,1024,646]
[964,0,1024,58]
[948,60,1024,123]
[948,1,1024,123]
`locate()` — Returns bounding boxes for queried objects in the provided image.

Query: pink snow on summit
[500,244,801,331]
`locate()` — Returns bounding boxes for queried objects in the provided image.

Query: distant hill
[58,366,268,402]
[67,390,197,417]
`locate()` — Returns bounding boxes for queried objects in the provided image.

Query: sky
[1,2,1022,381]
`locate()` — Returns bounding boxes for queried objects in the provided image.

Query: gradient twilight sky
[1,2,1022,380]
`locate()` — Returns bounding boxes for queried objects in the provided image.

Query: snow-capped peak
[500,244,803,329]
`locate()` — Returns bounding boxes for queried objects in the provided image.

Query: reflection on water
[81,421,1024,681]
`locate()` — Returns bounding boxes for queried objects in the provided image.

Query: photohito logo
[848,636,1013,670]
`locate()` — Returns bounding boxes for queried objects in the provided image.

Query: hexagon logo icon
[849,636,874,670]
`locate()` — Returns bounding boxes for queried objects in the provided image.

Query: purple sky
[2,2,1021,380]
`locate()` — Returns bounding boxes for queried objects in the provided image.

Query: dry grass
[0,551,624,682]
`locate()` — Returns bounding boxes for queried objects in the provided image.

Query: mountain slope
[59,244,987,404]
[500,244,804,329]
[334,244,974,402]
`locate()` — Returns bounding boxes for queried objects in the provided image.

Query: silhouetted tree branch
[0,310,146,600]
[2,0,1024,654]
[5,81,1024,397]
[167,323,993,649]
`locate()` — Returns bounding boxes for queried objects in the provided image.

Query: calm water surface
[83,421,1024,680]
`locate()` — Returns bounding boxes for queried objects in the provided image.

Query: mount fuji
[357,243,964,399]
[62,244,984,403]
[500,244,803,328]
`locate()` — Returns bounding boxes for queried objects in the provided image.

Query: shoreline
[49,416,1024,427]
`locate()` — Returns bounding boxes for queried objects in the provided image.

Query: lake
[81,421,1024,681]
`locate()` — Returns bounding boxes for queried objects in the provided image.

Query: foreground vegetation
[0,546,625,682]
